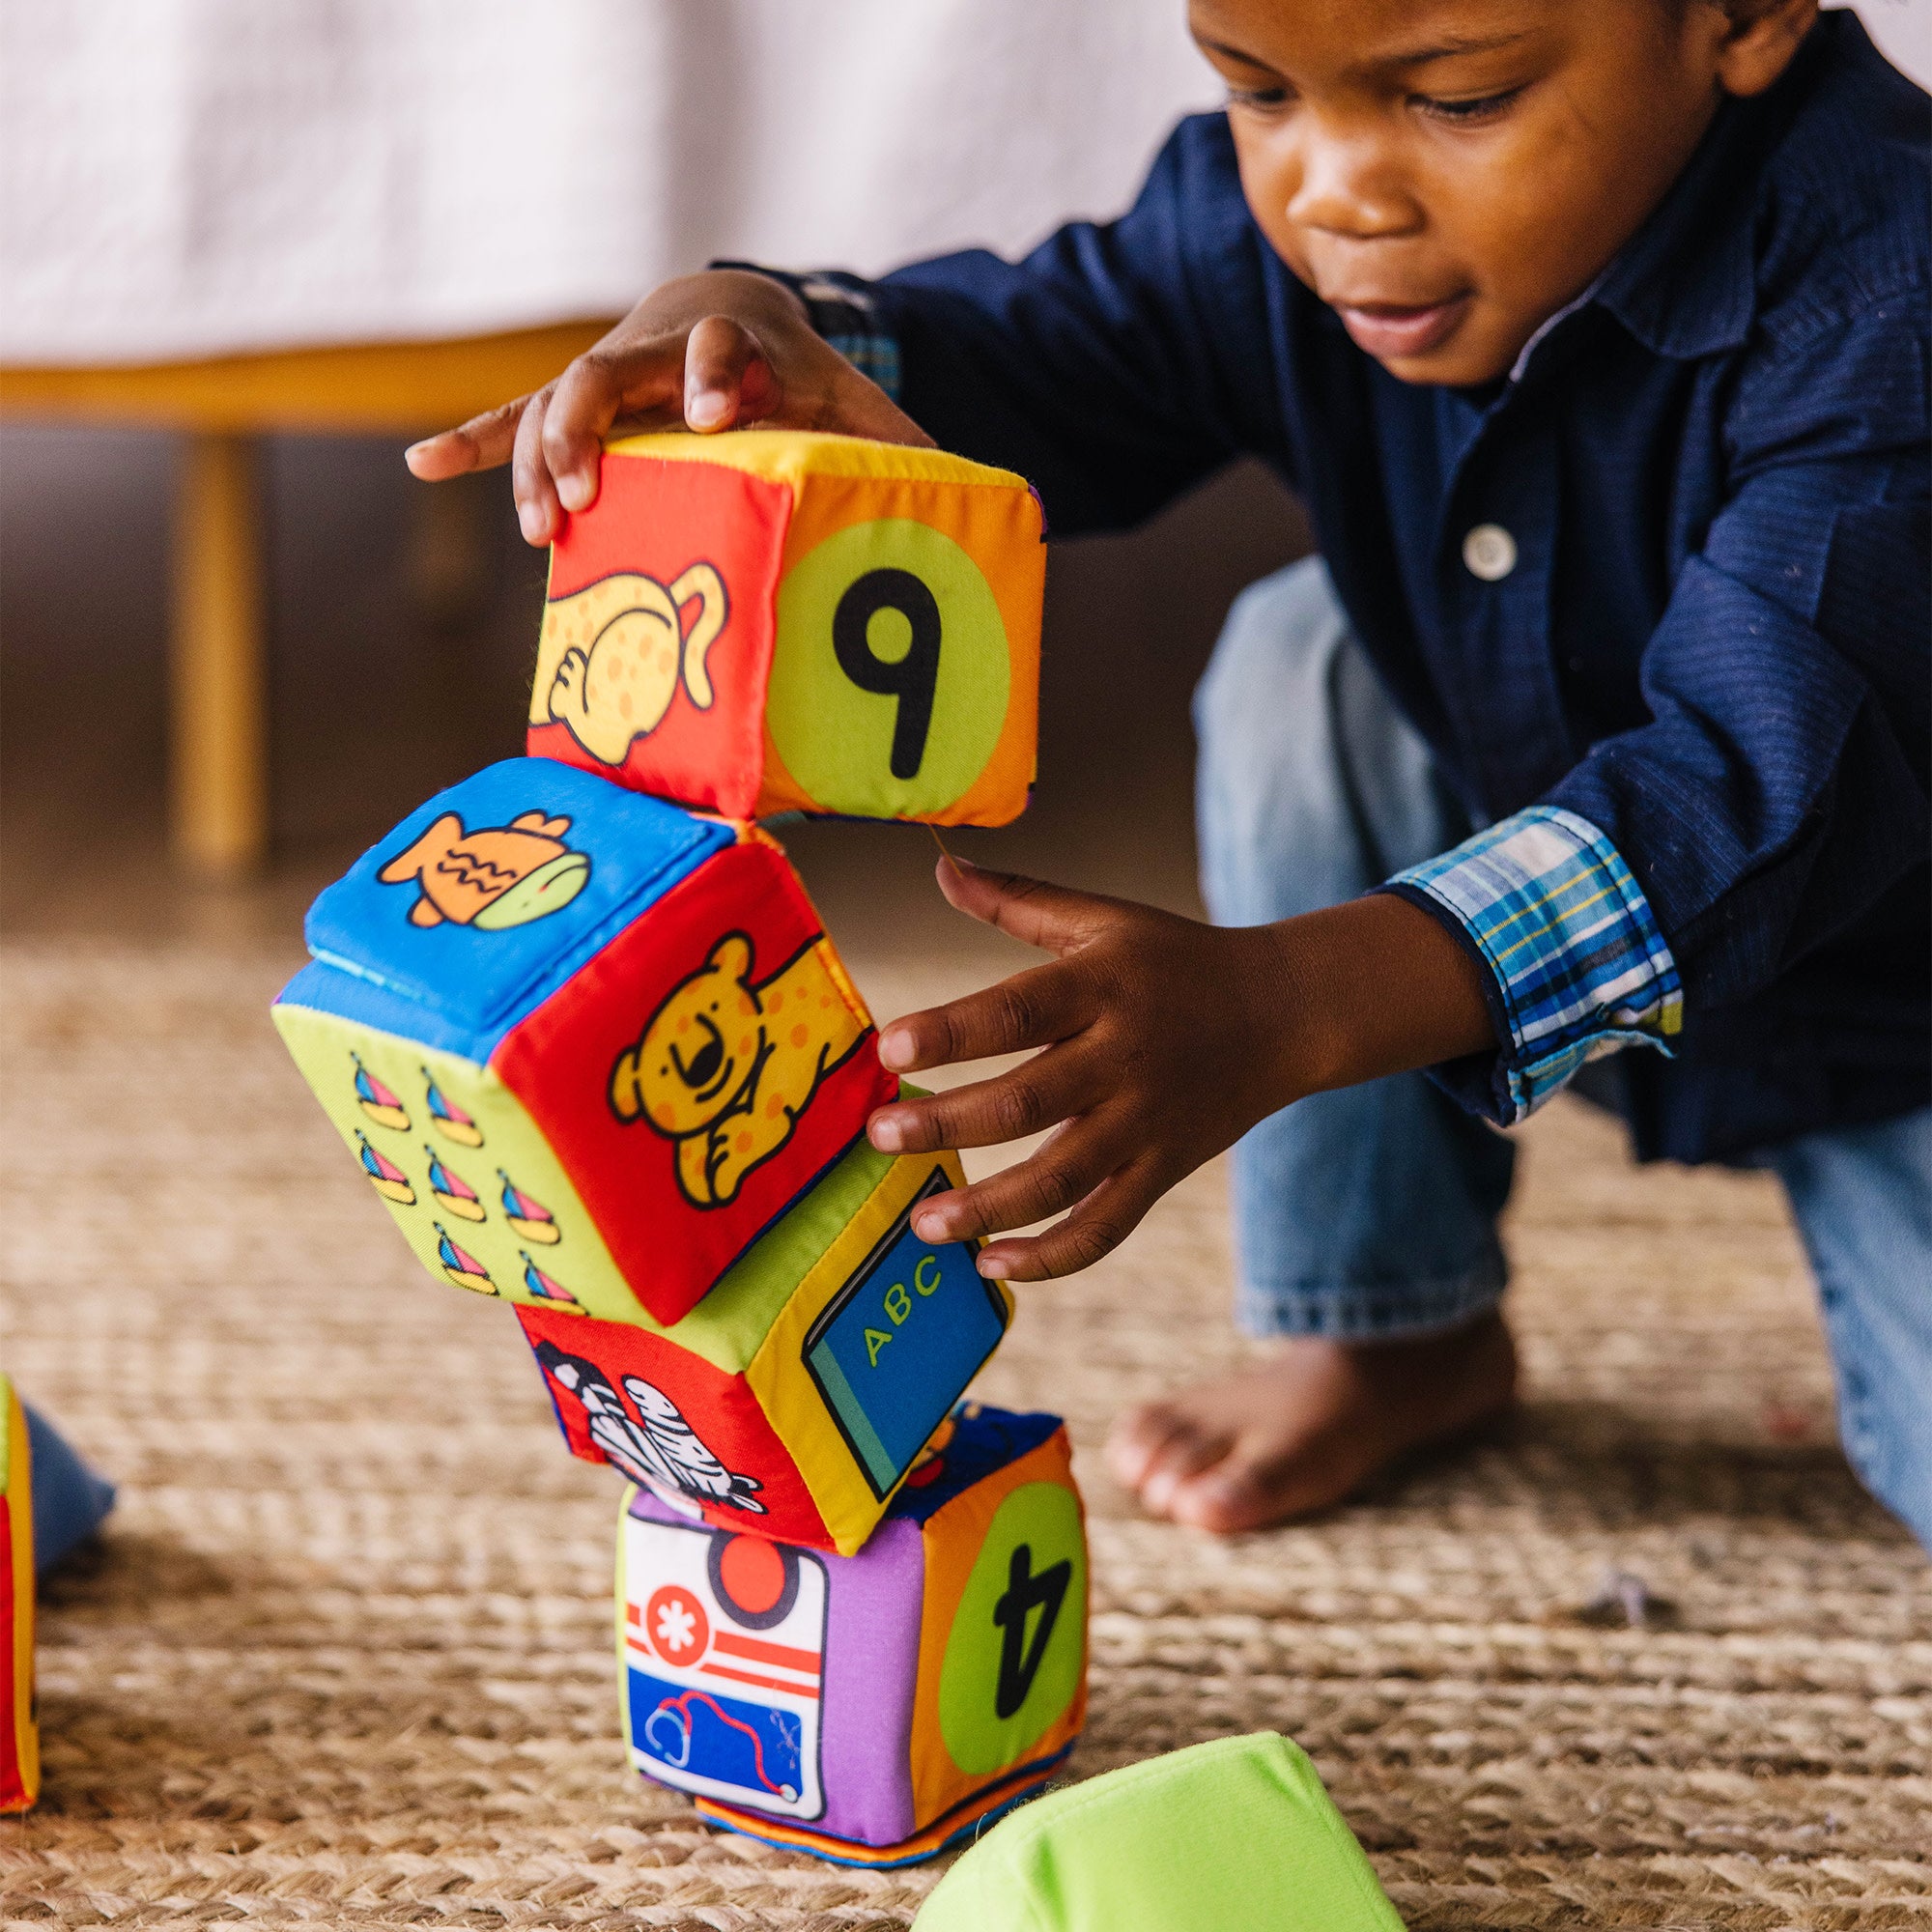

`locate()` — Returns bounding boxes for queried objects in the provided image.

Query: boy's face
[1192,0,1793,385]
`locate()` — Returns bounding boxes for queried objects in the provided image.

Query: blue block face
[801,1175,1013,1500]
[301,758,733,1057]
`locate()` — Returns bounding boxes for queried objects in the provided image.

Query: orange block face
[526,431,1045,826]
[906,1419,1088,1833]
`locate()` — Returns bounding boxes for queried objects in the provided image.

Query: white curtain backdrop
[0,0,1922,365]
[0,0,1218,362]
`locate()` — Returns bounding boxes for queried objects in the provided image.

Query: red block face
[520,1303,831,1547]
[495,837,895,1324]
[526,433,1045,828]
[527,455,789,817]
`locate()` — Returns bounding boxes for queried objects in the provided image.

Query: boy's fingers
[906,1116,1130,1247]
[937,858,1122,956]
[684,314,772,432]
[544,346,674,512]
[877,959,1093,1073]
[405,397,527,479]
[511,387,565,546]
[973,1163,1162,1283]
[867,1049,1094,1155]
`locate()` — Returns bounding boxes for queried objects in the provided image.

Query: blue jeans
[1196,556,1932,1550]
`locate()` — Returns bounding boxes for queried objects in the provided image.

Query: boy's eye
[1413,85,1524,125]
[1226,83,1291,111]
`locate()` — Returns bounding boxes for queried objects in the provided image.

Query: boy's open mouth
[1329,294,1473,360]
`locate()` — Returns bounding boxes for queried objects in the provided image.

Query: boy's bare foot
[1104,1308,1518,1532]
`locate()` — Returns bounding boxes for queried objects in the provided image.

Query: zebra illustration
[534,1341,765,1515]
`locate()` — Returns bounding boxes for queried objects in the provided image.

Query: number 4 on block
[526,430,1045,827]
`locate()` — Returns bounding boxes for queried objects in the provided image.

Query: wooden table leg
[172,432,268,876]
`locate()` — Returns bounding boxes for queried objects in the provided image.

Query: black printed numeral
[833,568,942,780]
[991,1541,1071,1719]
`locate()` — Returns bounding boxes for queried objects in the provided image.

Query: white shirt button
[1463,523,1518,582]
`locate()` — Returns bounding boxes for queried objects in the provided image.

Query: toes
[1165,1425,1373,1534]
[1163,1462,1273,1534]
[1137,1427,1234,1518]
[1104,1403,1196,1492]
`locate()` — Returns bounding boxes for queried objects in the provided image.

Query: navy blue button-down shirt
[818,12,1928,1164]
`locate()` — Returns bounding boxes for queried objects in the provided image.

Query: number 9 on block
[527,430,1045,827]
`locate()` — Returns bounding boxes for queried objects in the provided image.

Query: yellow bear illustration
[537,564,728,765]
[609,932,868,1209]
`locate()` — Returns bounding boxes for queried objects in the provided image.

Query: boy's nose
[1285,138,1421,242]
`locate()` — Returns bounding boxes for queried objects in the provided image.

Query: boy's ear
[1710,0,1820,99]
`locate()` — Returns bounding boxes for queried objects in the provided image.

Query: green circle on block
[770,519,1010,816]
[938,1480,1086,1776]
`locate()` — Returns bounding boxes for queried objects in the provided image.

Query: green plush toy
[913,1732,1406,1932]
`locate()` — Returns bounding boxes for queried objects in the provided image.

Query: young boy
[410,0,1931,1550]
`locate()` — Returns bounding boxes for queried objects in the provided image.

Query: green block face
[911,1733,1406,1932]
[271,1004,644,1324]
[680,1130,901,1373]
[273,1002,926,1378]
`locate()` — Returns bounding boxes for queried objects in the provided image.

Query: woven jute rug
[0,942,1926,1929]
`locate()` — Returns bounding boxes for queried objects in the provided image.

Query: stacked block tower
[275,431,1089,1862]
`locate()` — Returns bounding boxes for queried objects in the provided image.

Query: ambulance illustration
[619,1509,828,1820]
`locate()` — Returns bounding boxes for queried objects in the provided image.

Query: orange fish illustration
[378,810,590,930]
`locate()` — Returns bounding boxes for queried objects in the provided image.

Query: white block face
[620,1513,828,1819]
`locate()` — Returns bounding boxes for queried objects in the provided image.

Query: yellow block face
[271,1004,642,1325]
[530,431,1044,828]
[747,1148,1016,1555]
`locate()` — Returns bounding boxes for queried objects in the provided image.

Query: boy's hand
[868,858,1495,1283]
[404,270,932,545]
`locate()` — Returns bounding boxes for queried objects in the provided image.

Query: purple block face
[615,1404,1072,1854]
[619,1488,924,1844]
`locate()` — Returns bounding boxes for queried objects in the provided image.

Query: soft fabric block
[616,1405,1085,1863]
[273,758,894,1327]
[1,1378,38,1814]
[523,1138,1015,1555]
[526,431,1044,826]
[912,1732,1406,1932]
[23,1404,116,1577]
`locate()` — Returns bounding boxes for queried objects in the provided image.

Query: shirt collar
[1585,14,1834,362]
[1508,274,1603,384]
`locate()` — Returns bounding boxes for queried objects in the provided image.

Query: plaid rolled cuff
[709,263,903,403]
[1381,805,1683,1127]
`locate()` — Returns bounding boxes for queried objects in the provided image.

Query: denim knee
[1772,1108,1932,1551]
[1195,557,1461,926]
[1231,1078,1515,1341]
[1197,558,1514,1337]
